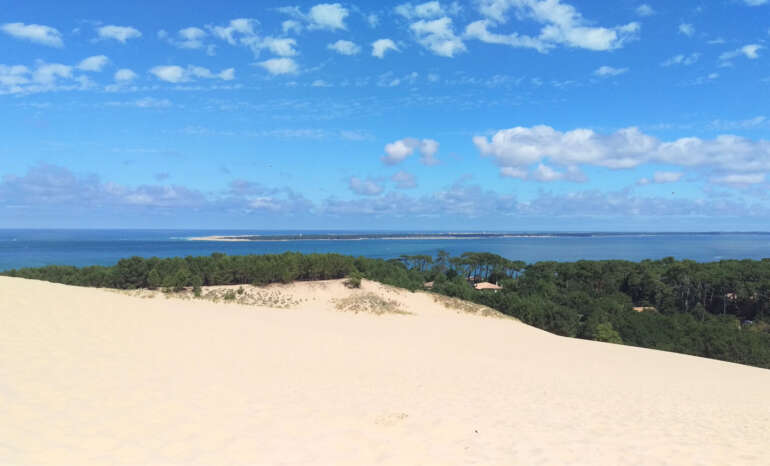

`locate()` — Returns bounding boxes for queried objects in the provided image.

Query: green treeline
[4,251,770,369]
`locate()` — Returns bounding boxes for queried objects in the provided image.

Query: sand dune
[2,276,769,465]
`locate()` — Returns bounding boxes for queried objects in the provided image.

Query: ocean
[1,229,770,272]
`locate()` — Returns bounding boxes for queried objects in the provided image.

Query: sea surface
[1,229,770,271]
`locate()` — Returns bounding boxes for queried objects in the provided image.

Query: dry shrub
[334,292,411,315]
[432,294,509,319]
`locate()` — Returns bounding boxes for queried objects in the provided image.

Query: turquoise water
[1,229,770,271]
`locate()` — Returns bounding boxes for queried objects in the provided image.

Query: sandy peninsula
[2,276,769,465]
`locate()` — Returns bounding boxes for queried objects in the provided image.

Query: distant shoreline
[186,231,770,242]
[188,233,525,242]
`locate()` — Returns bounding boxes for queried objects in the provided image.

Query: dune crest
[2,276,769,465]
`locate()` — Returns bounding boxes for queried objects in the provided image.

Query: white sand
[2,276,769,465]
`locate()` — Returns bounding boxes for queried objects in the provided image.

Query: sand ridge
[2,276,769,465]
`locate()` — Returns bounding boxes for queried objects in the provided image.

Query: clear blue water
[1,229,770,271]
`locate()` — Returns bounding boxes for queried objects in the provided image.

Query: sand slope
[2,276,769,465]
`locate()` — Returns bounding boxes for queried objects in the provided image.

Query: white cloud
[349,177,384,195]
[114,68,137,82]
[97,25,142,43]
[392,171,417,189]
[678,23,695,37]
[594,65,628,77]
[372,38,399,58]
[720,44,763,63]
[395,1,452,19]
[661,53,700,66]
[282,20,303,34]
[464,20,549,52]
[150,65,235,83]
[33,63,73,84]
[474,125,770,183]
[382,138,440,165]
[712,173,765,185]
[1,22,63,47]
[743,0,768,5]
[410,17,466,57]
[0,61,100,94]
[653,171,684,183]
[308,3,349,30]
[366,14,380,28]
[278,3,349,31]
[210,18,258,45]
[635,4,655,16]
[533,163,565,181]
[327,39,361,55]
[0,65,30,87]
[131,97,173,108]
[149,66,185,83]
[77,55,109,72]
[258,58,298,75]
[709,116,767,130]
[311,79,330,87]
[637,171,683,185]
[177,27,207,47]
[208,19,299,58]
[262,37,298,56]
[164,27,214,54]
[470,0,640,52]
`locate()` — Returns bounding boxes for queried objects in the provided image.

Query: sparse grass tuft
[334,292,411,315]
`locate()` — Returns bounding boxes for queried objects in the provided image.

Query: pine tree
[147,268,162,290]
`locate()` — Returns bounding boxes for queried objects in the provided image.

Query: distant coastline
[186,231,770,242]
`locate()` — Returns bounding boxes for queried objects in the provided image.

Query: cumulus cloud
[395,1,461,19]
[392,170,418,189]
[661,53,700,66]
[382,138,440,165]
[372,38,399,58]
[464,20,548,52]
[308,3,349,30]
[1,22,63,47]
[720,44,763,63]
[97,25,142,43]
[210,18,258,45]
[594,65,628,77]
[467,0,640,53]
[149,65,235,83]
[161,27,215,55]
[263,37,299,56]
[0,60,97,95]
[410,17,466,57]
[114,68,137,82]
[349,176,384,195]
[207,18,299,58]
[327,39,360,55]
[77,55,109,72]
[475,125,770,184]
[282,20,303,34]
[278,3,349,31]
[258,58,298,75]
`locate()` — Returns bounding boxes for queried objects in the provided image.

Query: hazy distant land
[188,231,770,242]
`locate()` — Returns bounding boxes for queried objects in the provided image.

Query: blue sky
[1,0,770,230]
